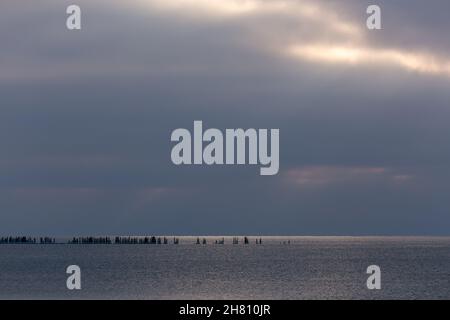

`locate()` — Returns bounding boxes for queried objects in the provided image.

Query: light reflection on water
[0,237,449,299]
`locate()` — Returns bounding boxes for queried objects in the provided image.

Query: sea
[0,236,449,299]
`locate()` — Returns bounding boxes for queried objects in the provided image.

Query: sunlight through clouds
[138,0,450,77]
[140,0,362,37]
[287,44,450,76]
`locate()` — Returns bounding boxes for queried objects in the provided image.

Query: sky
[1,0,450,236]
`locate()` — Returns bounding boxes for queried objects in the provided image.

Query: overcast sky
[1,0,450,236]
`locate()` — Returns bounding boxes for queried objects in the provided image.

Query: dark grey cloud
[1,0,450,235]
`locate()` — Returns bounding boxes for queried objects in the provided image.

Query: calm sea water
[0,237,449,299]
